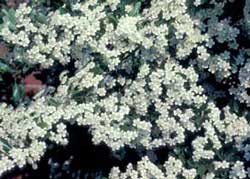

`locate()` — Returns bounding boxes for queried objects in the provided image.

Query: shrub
[0,0,250,178]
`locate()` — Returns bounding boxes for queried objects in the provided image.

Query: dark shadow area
[1,125,141,179]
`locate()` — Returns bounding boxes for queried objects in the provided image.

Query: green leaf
[91,65,104,74]
[0,61,11,73]
[196,165,208,176]
[38,121,48,129]
[0,138,12,152]
[186,160,195,167]
[12,83,24,103]
[107,14,118,24]
[36,13,48,24]
[176,72,186,78]
[8,9,16,25]
[47,97,60,107]
[232,102,240,114]
[0,24,3,31]
[22,64,31,74]
[217,151,224,160]
[2,8,16,31]
[173,147,181,155]
[129,2,142,16]
[59,7,66,14]
[1,9,9,17]
[8,23,16,31]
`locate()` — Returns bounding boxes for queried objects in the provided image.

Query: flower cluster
[0,0,250,178]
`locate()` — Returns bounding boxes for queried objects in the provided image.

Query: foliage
[0,0,250,178]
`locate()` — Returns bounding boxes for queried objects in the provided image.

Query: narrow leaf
[0,61,11,72]
[12,83,24,103]
[8,9,16,25]
[0,138,12,152]
[36,13,47,24]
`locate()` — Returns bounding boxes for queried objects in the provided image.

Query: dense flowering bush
[0,0,250,178]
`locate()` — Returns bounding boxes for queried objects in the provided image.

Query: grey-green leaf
[12,83,24,103]
[0,61,11,73]
[0,138,12,152]
[8,9,16,25]
[36,13,48,24]
[129,2,142,16]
